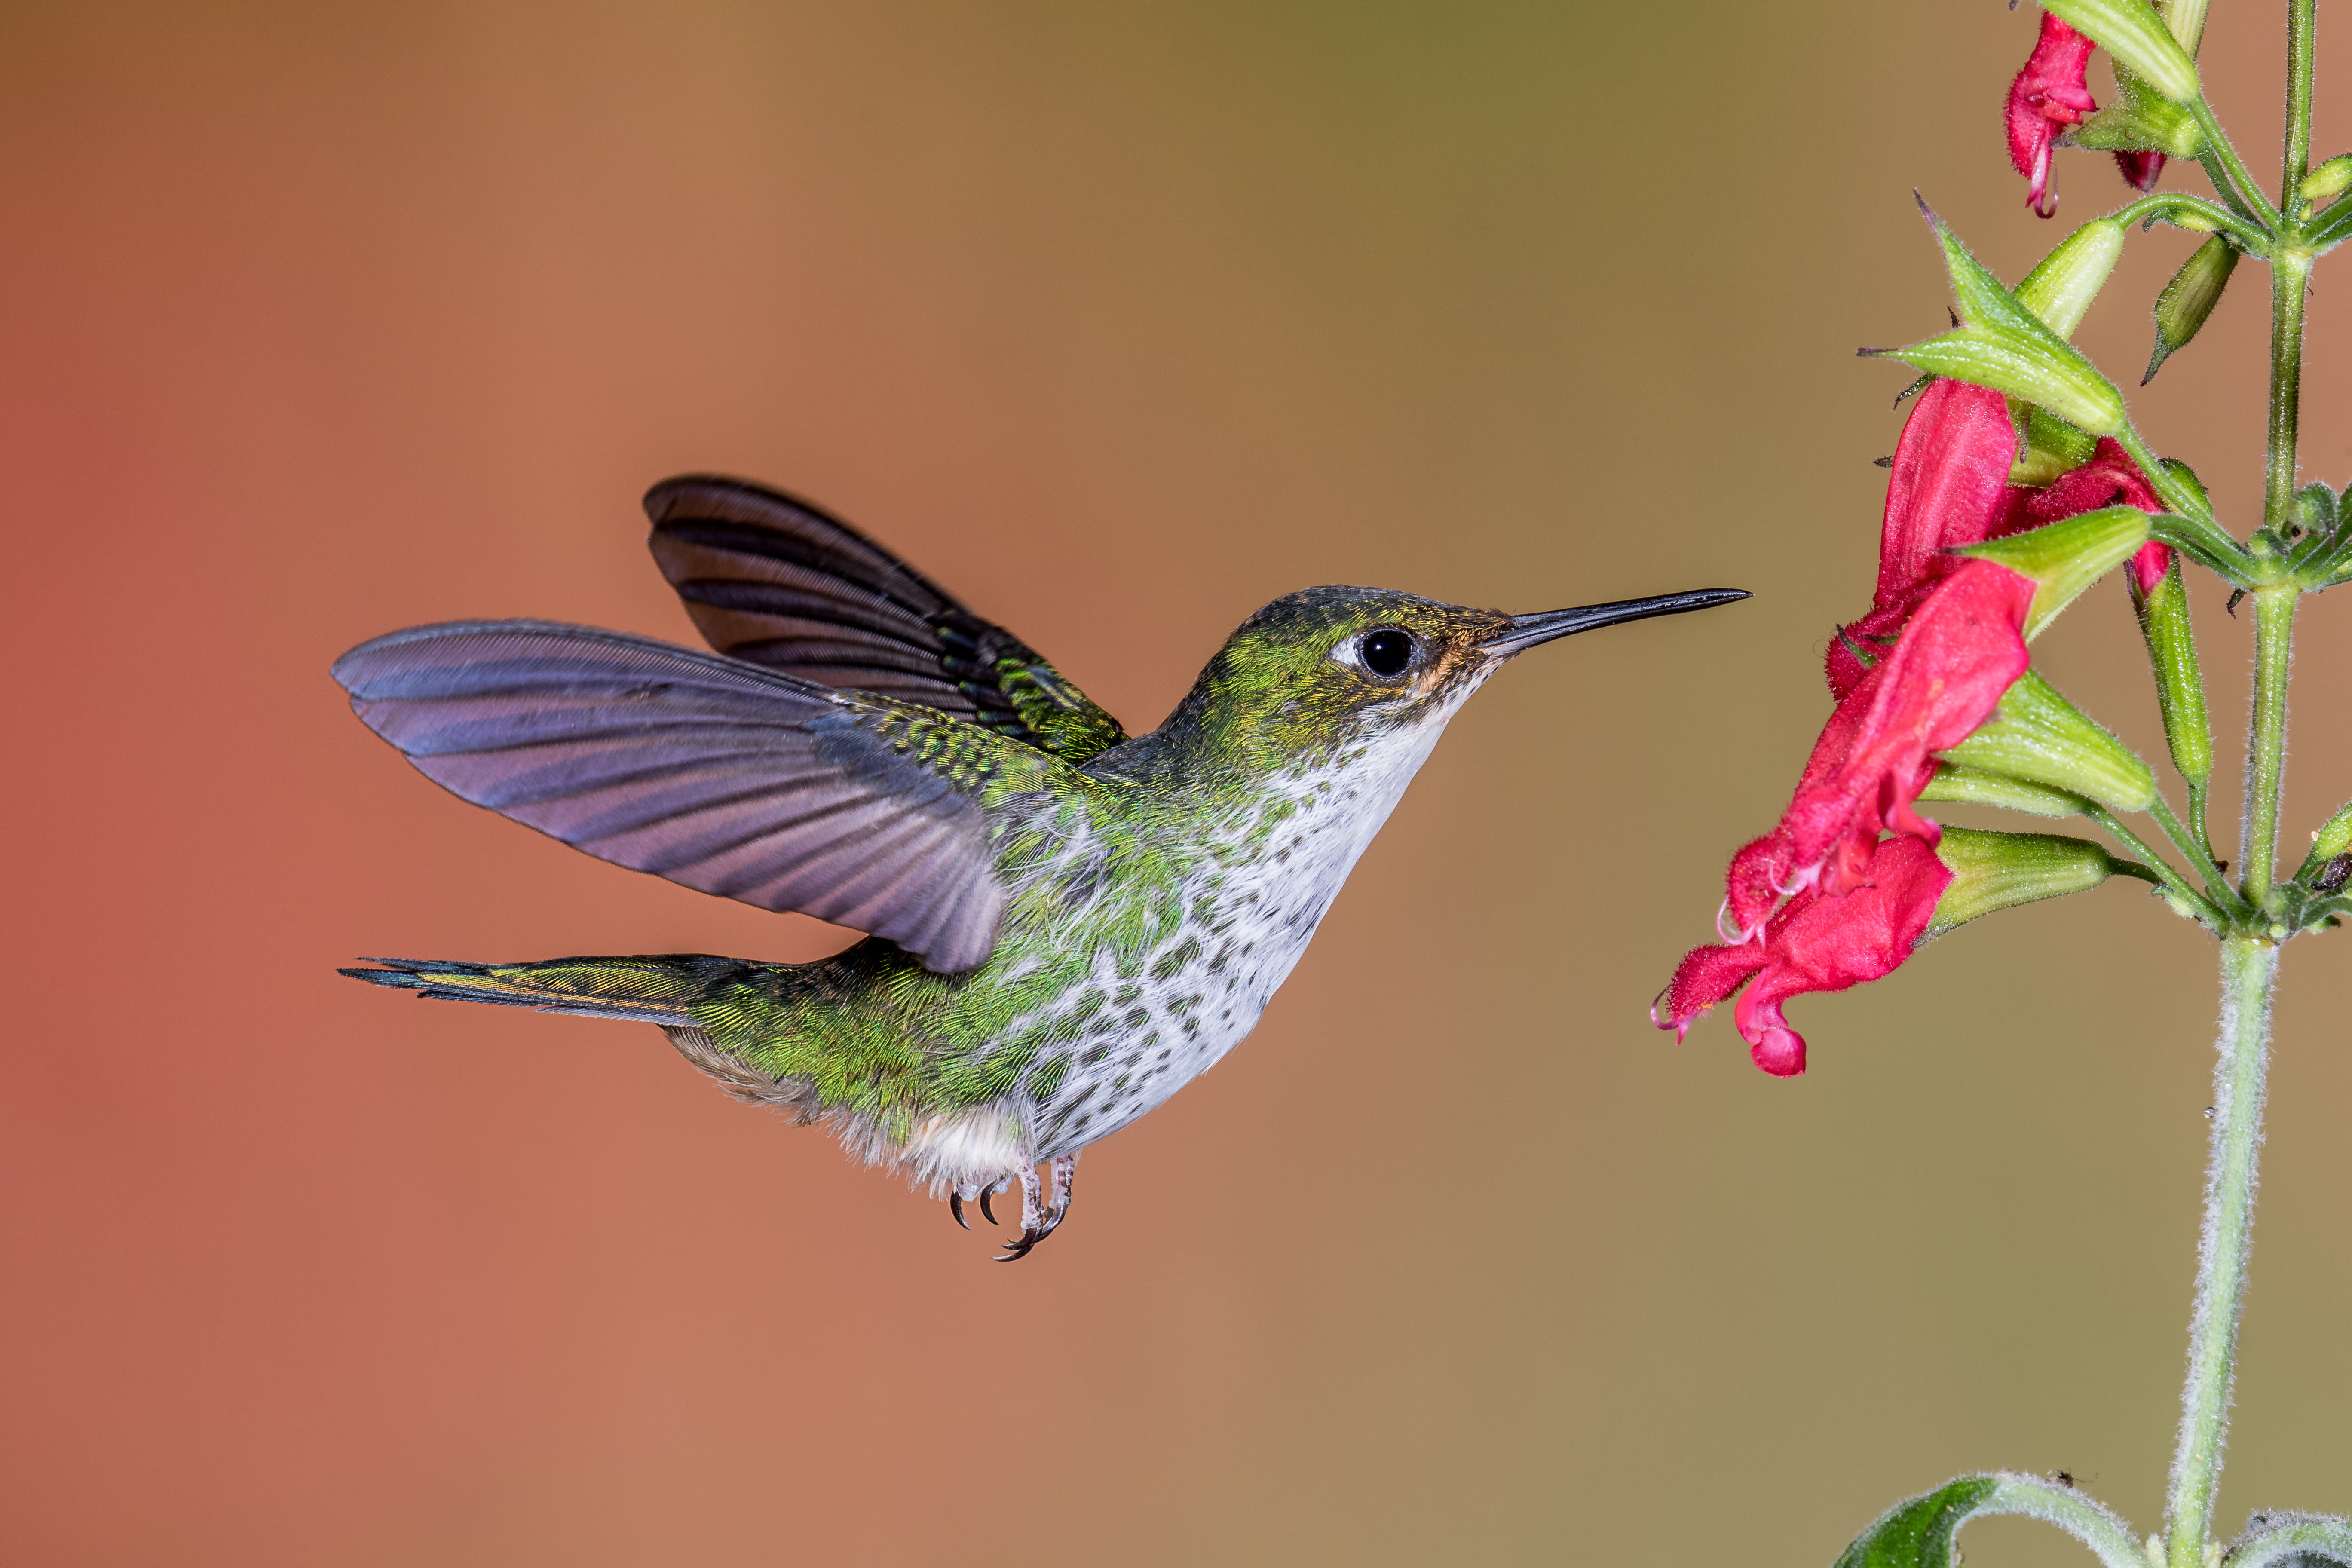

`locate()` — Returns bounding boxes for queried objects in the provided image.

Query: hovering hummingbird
[336,476,1744,1258]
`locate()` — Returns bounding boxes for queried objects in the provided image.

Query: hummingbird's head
[1160,583,1747,773]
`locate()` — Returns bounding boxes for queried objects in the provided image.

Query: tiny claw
[995,1231,1041,1262]
[978,1188,999,1226]
[949,1192,969,1230]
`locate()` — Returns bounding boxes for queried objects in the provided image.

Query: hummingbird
[335,476,1744,1258]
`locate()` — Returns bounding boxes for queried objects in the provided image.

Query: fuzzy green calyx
[1874,204,2128,437]
[1941,671,2159,813]
[2017,220,2126,341]
[2145,236,2240,385]
[2134,555,2214,788]
[1959,506,2153,639]
[1919,765,2087,820]
[1926,827,2118,939]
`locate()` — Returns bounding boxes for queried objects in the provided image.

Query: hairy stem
[2191,98,2284,231]
[2164,937,2278,1568]
[2263,258,2311,532]
[2282,0,2315,209]
[2089,807,2216,920]
[2149,793,2242,912]
[2240,589,2297,906]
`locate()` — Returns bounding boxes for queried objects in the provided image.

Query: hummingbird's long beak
[1477,588,1750,657]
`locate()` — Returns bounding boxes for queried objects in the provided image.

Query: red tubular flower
[2023,435,2171,594]
[1660,373,2045,1073]
[1826,379,2027,701]
[1658,836,1953,1077]
[2008,12,2098,217]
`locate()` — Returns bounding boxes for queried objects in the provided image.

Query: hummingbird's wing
[332,619,1079,973]
[643,476,1129,766]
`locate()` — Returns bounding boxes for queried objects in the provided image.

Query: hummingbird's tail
[343,954,827,1118]
[340,955,717,1026]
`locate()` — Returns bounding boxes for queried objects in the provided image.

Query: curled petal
[2116,150,2167,193]
[2008,13,2099,215]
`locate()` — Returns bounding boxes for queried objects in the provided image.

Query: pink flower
[1826,379,2029,702]
[2008,12,2099,217]
[1658,836,1953,1077]
[2023,436,2171,594]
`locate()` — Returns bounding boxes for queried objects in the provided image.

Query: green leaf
[2041,0,2199,101]
[1836,1478,2000,1568]
[1942,671,2159,813]
[1831,1473,2149,1568]
[1957,505,2152,638]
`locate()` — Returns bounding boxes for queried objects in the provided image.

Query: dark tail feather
[341,956,721,1026]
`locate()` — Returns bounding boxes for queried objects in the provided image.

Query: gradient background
[3,2,2347,1564]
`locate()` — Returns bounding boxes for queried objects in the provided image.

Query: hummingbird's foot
[948,1189,969,1230]
[978,1182,1001,1226]
[994,1165,1049,1262]
[1038,1154,1076,1238]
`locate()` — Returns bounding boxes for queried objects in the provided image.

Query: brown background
[2,2,2346,1564]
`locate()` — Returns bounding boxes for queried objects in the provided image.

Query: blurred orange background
[3,2,2347,1564]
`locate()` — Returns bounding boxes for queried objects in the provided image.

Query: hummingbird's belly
[1027,741,1442,1159]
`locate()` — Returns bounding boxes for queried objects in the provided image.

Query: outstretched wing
[332,620,1074,972]
[643,475,1129,765]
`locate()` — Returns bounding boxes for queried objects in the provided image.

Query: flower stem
[2239,588,2297,907]
[2191,98,2284,232]
[2148,793,2242,912]
[2262,260,2311,534]
[2087,807,2216,920]
[2163,936,2278,1568]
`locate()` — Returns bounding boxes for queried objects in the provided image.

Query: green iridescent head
[1160,584,1748,772]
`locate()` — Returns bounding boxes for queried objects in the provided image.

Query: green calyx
[2135,555,2214,789]
[2042,0,2201,101]
[2298,153,2352,206]
[1958,506,2153,639]
[1942,671,2159,813]
[2017,220,2126,340]
[1919,764,2086,819]
[2073,76,2205,159]
[2145,235,2240,385]
[1873,204,2127,437]
[2011,405,2100,487]
[1926,827,2119,940]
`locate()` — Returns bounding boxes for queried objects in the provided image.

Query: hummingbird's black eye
[1358,628,1416,677]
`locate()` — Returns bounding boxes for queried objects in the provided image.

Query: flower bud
[2143,235,2239,385]
[2302,802,2352,877]
[2041,0,2200,102]
[1940,670,2159,812]
[1918,763,2085,818]
[2300,154,2352,206]
[1960,504,2153,638]
[1924,827,2116,940]
[2133,553,2213,790]
[2016,220,2126,340]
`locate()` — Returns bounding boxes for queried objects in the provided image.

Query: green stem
[2263,256,2311,530]
[2240,589,2297,906]
[2282,0,2315,212]
[2191,98,2285,231]
[2149,793,2242,911]
[2088,807,2216,921]
[2111,192,2273,253]
[2163,937,2278,1568]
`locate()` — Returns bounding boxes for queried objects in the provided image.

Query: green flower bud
[1960,505,2153,639]
[1925,827,2117,940]
[2158,0,2211,54]
[1941,671,2159,813]
[2010,405,2100,487]
[2042,0,2200,102]
[2143,235,2239,386]
[2299,154,2352,206]
[2017,220,2127,341]
[1918,764,2086,819]
[2132,554,2212,790]
[2300,800,2352,879]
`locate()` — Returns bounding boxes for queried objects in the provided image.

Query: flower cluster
[1654,380,2166,1075]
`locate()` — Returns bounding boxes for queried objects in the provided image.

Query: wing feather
[331,619,1069,973]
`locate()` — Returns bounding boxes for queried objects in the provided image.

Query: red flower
[2008,12,2099,216]
[1658,836,1953,1077]
[1826,379,2028,701]
[2116,150,2168,194]
[2022,435,2171,594]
